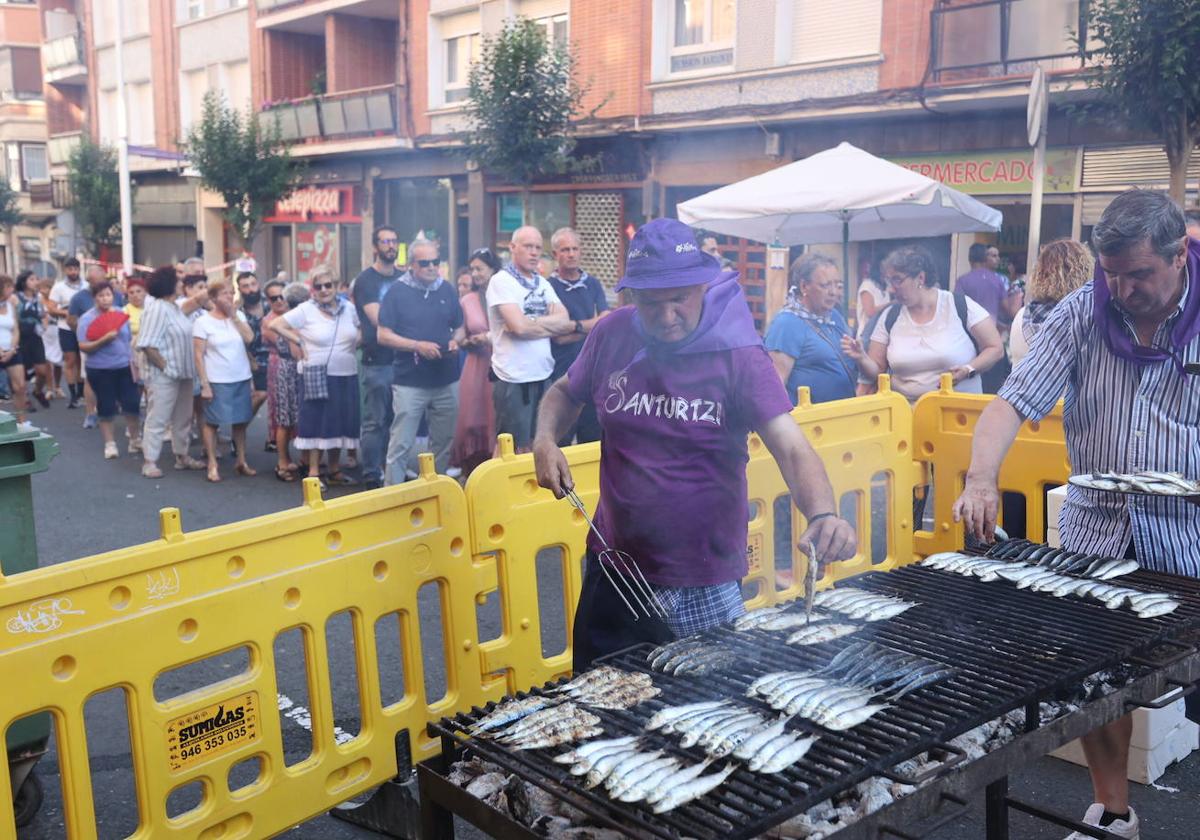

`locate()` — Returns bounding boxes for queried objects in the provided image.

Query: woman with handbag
[270,265,361,489]
[192,278,256,482]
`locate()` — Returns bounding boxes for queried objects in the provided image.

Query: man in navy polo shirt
[547,226,609,444]
[376,239,464,483]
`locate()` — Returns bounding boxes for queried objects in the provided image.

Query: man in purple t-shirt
[956,243,1021,324]
[532,219,857,668]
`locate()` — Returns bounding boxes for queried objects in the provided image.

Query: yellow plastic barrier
[0,458,498,839]
[912,375,1068,557]
[743,375,922,605]
[463,434,595,694]
[0,382,945,838]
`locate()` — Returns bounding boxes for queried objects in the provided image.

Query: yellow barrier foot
[331,771,421,838]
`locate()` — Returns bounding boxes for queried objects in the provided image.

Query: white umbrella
[677,142,1001,304]
[678,141,1001,243]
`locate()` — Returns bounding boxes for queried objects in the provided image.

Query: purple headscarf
[1092,237,1200,372]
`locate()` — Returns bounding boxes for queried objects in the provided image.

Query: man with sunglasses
[954,189,1200,840]
[351,226,401,489]
[377,239,464,484]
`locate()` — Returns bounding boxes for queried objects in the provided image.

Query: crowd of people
[1,223,612,492]
[10,204,1198,501]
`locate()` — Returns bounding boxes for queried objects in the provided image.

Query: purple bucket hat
[615,218,722,291]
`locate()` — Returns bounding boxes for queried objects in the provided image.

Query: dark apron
[571,552,674,672]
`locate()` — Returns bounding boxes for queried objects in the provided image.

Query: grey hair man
[546,226,609,444]
[484,225,573,451]
[954,189,1200,840]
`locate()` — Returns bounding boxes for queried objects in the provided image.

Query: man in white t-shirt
[485,226,573,450]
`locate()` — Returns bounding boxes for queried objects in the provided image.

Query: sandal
[235,463,258,477]
[325,472,356,486]
[206,467,221,483]
[275,466,296,482]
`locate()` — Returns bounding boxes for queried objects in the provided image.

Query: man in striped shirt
[954,189,1200,840]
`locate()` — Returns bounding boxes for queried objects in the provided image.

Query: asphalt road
[12,400,1200,839]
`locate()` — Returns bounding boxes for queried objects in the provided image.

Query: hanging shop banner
[295,223,339,285]
[889,148,1079,195]
[266,185,359,223]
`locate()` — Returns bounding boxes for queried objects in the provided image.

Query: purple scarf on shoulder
[1092,238,1200,372]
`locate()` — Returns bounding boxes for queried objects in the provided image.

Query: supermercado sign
[890,148,1079,195]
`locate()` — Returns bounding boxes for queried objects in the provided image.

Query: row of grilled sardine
[921,552,1178,619]
[733,605,863,645]
[647,638,741,675]
[812,587,918,622]
[1072,470,1200,497]
[552,665,662,710]
[552,735,737,813]
[646,700,820,771]
[983,541,1139,580]
[747,641,955,730]
[490,701,603,749]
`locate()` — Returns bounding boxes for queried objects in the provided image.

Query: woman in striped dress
[262,281,306,481]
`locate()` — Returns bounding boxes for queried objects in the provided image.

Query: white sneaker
[1065,804,1139,840]
[446,466,462,478]
[104,441,119,460]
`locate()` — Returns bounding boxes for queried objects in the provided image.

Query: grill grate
[429,563,1200,839]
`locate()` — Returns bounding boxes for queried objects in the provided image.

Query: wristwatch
[965,364,978,378]
[574,320,583,334]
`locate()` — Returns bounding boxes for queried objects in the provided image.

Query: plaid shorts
[654,581,746,637]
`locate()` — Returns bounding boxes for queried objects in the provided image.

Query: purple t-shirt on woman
[564,303,792,588]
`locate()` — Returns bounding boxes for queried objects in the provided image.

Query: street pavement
[13,399,1200,839]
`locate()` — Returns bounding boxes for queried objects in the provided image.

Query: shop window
[382,178,453,257]
[670,0,734,74]
[495,193,571,242]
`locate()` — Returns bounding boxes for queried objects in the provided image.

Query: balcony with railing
[42,33,86,86]
[258,84,399,144]
[931,0,1094,83]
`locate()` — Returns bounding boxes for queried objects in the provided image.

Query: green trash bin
[0,413,59,826]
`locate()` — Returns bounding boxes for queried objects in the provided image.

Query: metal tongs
[565,488,669,621]
[803,539,819,624]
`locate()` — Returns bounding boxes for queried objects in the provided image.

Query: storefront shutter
[1082,145,1200,190]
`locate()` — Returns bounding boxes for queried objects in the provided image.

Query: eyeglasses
[267,294,284,302]
[470,248,494,260]
[313,282,335,291]
[415,259,438,268]
[885,274,911,287]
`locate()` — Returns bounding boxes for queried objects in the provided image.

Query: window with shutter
[791,0,881,65]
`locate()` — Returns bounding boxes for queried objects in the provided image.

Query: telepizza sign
[266,185,359,223]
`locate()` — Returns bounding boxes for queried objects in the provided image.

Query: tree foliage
[0,179,23,230]
[67,138,122,254]
[1083,0,1200,203]
[466,18,590,188]
[184,91,303,250]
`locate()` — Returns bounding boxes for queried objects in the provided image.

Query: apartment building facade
[0,0,54,274]
[47,1,1195,297]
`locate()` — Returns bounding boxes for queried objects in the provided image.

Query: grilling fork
[564,488,669,621]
